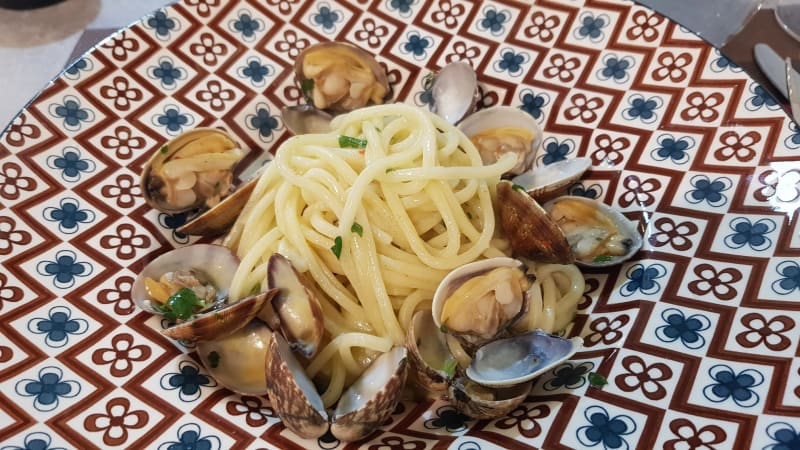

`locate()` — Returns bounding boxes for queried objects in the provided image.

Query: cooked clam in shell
[196,320,273,395]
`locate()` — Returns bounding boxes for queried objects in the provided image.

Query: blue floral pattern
[64,58,92,80]
[0,431,67,450]
[147,10,178,39]
[620,263,667,297]
[153,105,193,135]
[684,174,733,207]
[148,58,186,90]
[519,88,550,121]
[46,147,96,183]
[650,134,694,165]
[574,12,609,42]
[401,32,432,60]
[423,405,471,432]
[28,305,89,348]
[494,48,529,77]
[654,308,711,350]
[622,94,662,124]
[311,3,341,32]
[543,362,595,391]
[576,405,636,450]
[157,423,221,450]
[43,197,95,234]
[723,217,775,251]
[35,249,93,290]
[772,261,800,296]
[237,57,272,87]
[710,50,740,73]
[702,364,764,408]
[765,422,800,450]
[247,103,281,142]
[568,182,603,199]
[158,212,190,245]
[230,10,264,41]
[387,0,415,17]
[478,7,509,35]
[784,121,800,149]
[160,360,216,402]
[597,54,634,83]
[48,96,94,132]
[539,137,576,165]
[745,84,781,111]
[14,366,80,412]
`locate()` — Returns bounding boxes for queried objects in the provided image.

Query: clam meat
[142,128,244,214]
[544,196,643,266]
[295,42,389,112]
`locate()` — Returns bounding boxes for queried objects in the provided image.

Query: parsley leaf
[162,287,207,322]
[338,135,368,149]
[331,236,343,259]
[300,79,314,102]
[588,371,608,388]
[208,351,220,369]
[443,358,458,377]
[593,255,615,263]
[512,184,527,192]
[351,222,363,237]
[160,145,168,154]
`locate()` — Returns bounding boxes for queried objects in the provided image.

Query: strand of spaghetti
[422,182,461,258]
[319,359,347,407]
[305,332,393,378]
[383,153,517,181]
[540,275,558,333]
[397,289,431,331]
[229,227,282,299]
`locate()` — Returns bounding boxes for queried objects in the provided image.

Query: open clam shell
[429,61,479,125]
[131,244,240,316]
[496,180,574,264]
[141,127,244,215]
[466,330,582,388]
[458,106,543,176]
[511,157,592,203]
[406,310,455,394]
[196,319,273,395]
[161,288,277,342]
[448,377,533,420]
[542,196,643,268]
[265,332,408,442]
[177,176,257,236]
[294,41,390,113]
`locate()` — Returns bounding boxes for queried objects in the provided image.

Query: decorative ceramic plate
[1,0,799,448]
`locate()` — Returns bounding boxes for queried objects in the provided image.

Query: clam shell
[177,177,257,236]
[330,346,408,442]
[266,253,325,358]
[265,333,329,439]
[448,377,532,420]
[430,61,479,125]
[458,106,543,176]
[406,310,453,394]
[141,127,241,214]
[496,180,574,264]
[466,330,583,388]
[511,157,591,203]
[294,41,390,113]
[542,196,643,268]
[131,244,240,315]
[161,289,277,342]
[196,319,273,395]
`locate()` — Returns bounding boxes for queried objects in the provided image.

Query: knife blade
[754,43,789,99]
[785,56,800,124]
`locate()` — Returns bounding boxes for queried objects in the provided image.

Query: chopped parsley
[208,351,220,369]
[300,78,314,102]
[331,236,343,259]
[588,371,608,388]
[351,222,363,237]
[160,145,169,154]
[593,255,615,263]
[338,135,368,149]
[512,184,527,192]
[158,287,208,322]
[443,358,458,377]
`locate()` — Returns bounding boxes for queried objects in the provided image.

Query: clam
[511,157,592,203]
[466,330,582,388]
[406,310,455,394]
[431,257,531,350]
[161,289,278,342]
[495,181,574,264]
[295,41,390,113]
[448,377,533,420]
[265,332,407,442]
[266,253,325,358]
[141,128,245,214]
[429,61,480,125]
[458,106,543,176]
[196,319,274,395]
[131,244,239,316]
[543,196,643,267]
[176,176,258,236]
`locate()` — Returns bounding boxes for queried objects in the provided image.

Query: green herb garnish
[208,351,220,369]
[331,236,343,259]
[338,135,368,149]
[439,324,448,334]
[351,222,363,237]
[443,358,458,377]
[160,145,168,154]
[593,255,614,263]
[162,287,208,322]
[385,168,395,173]
[588,372,608,388]
[512,184,526,192]
[300,79,314,100]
